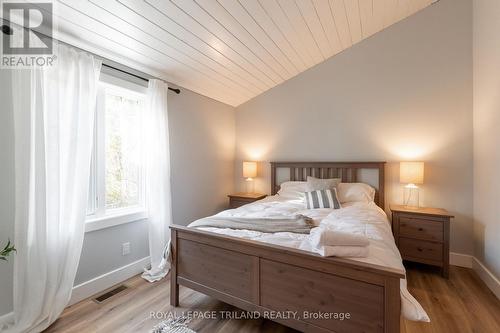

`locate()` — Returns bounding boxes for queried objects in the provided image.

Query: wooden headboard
[270,161,386,210]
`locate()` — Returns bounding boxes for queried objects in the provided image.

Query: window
[86,73,147,231]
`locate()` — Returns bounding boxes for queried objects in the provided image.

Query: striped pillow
[305,189,341,209]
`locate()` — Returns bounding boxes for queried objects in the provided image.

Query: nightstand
[391,205,454,278]
[228,193,266,209]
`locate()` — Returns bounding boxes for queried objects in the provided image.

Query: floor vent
[93,285,128,304]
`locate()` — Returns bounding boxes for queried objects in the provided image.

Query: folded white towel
[311,244,369,258]
[299,239,369,258]
[309,227,369,247]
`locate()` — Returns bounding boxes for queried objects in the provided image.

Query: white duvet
[191,195,429,322]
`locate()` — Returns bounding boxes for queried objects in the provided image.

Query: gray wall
[74,220,149,285]
[473,0,500,278]
[234,0,474,255]
[0,69,15,316]
[0,71,235,315]
[169,87,235,225]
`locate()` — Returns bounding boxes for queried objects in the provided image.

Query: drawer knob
[418,228,424,231]
[417,247,423,252]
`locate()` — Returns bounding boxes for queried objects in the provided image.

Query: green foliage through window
[104,91,142,210]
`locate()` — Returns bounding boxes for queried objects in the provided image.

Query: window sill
[85,209,147,233]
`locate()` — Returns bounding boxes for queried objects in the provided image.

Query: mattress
[189,195,429,322]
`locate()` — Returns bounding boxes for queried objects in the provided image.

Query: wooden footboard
[170,225,404,333]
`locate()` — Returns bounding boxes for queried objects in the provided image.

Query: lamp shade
[243,161,257,179]
[400,162,424,185]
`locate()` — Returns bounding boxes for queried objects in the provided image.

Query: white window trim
[85,72,148,233]
[85,208,148,233]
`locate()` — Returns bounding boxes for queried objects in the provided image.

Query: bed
[170,162,427,333]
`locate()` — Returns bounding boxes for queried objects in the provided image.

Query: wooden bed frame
[170,161,404,333]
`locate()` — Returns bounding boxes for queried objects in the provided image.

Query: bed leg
[170,276,179,307]
[170,229,179,307]
[384,277,401,333]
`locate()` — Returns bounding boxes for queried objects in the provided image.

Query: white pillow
[306,176,341,191]
[277,181,307,200]
[337,183,375,203]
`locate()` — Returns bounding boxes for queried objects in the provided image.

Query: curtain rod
[1,22,180,94]
[103,64,180,94]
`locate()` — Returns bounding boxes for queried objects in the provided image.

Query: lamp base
[245,178,255,194]
[403,184,420,208]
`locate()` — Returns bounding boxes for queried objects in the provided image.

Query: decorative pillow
[337,183,375,203]
[305,189,341,209]
[277,181,307,200]
[306,176,341,192]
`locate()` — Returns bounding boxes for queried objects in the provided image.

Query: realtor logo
[1,1,55,67]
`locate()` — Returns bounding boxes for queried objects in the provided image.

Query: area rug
[151,316,196,333]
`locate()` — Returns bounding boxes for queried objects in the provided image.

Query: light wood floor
[45,264,500,333]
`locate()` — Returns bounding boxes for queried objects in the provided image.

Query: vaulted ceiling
[51,0,434,106]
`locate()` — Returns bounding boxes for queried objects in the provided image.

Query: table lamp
[400,161,424,208]
[243,161,257,193]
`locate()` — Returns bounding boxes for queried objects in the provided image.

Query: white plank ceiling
[36,0,435,106]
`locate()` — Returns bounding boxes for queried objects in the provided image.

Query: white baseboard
[450,252,473,268]
[70,256,150,306]
[448,252,499,300]
[472,257,500,300]
[0,312,14,329]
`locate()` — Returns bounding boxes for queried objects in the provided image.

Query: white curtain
[141,80,173,283]
[2,43,101,333]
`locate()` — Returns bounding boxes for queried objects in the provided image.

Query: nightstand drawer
[230,199,251,209]
[399,237,443,263]
[399,217,443,242]
[228,193,267,209]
